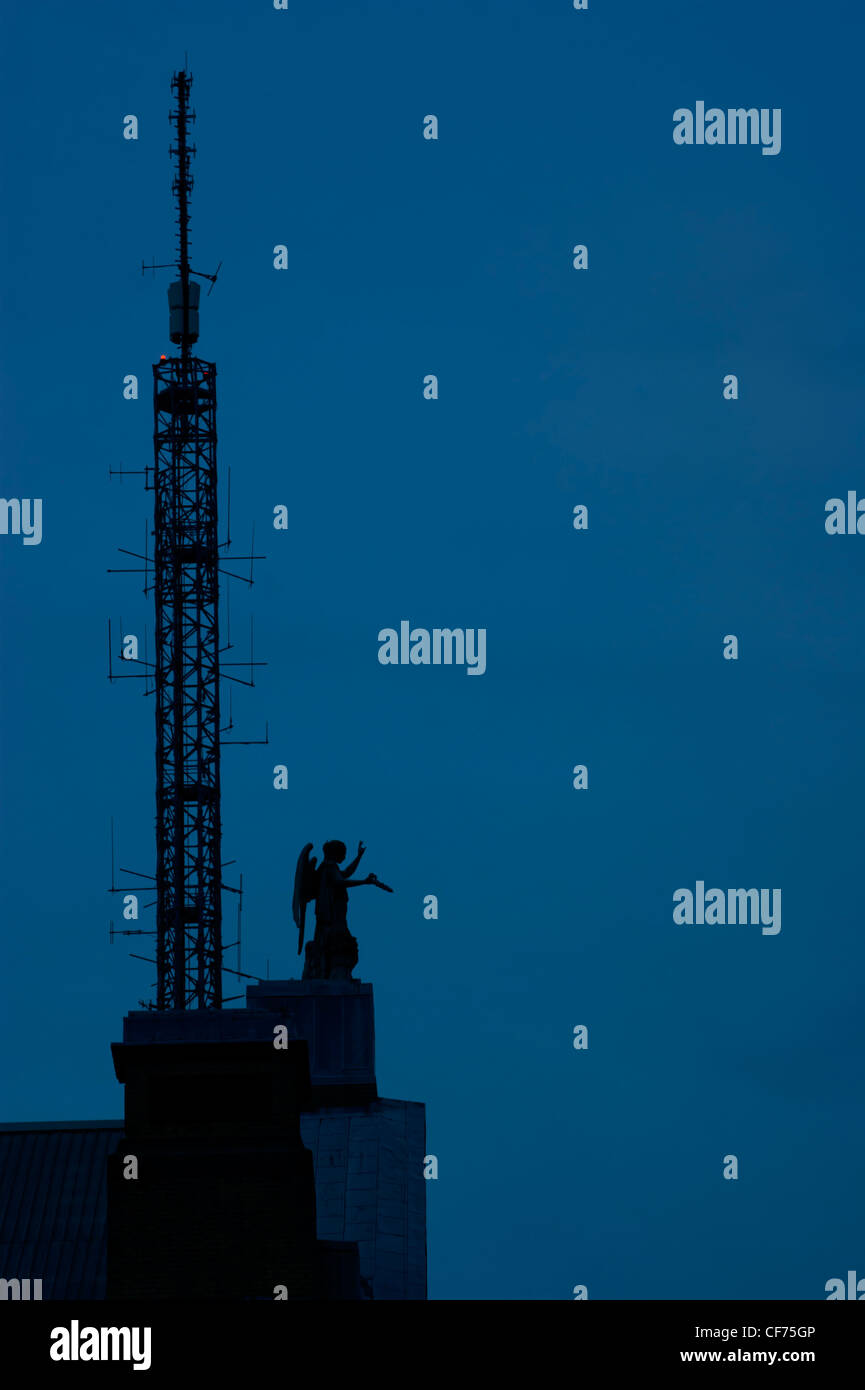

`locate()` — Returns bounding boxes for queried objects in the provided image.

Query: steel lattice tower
[153,70,222,1009]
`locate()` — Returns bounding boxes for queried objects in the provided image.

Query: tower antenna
[154,68,223,1006]
[111,68,267,1011]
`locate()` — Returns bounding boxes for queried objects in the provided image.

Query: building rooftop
[0,1122,122,1299]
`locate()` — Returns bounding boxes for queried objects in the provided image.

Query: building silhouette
[0,976,427,1299]
[0,69,426,1302]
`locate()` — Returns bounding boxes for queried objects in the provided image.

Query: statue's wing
[292,843,314,952]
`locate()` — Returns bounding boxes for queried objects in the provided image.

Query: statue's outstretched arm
[343,873,393,892]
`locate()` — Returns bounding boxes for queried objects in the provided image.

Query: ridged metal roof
[0,1122,122,1300]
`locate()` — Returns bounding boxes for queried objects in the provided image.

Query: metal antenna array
[108,69,266,1010]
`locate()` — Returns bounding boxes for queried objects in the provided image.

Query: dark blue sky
[2,0,864,1299]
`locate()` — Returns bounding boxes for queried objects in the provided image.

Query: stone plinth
[247,978,376,1106]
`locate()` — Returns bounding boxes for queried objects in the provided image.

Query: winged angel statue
[292,839,393,980]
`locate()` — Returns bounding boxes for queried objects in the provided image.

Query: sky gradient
[1,0,864,1299]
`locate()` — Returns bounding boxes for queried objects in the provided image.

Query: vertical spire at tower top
[167,69,199,350]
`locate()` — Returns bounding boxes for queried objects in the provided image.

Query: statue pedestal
[248,977,427,1299]
[302,928,358,981]
[247,978,376,1106]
